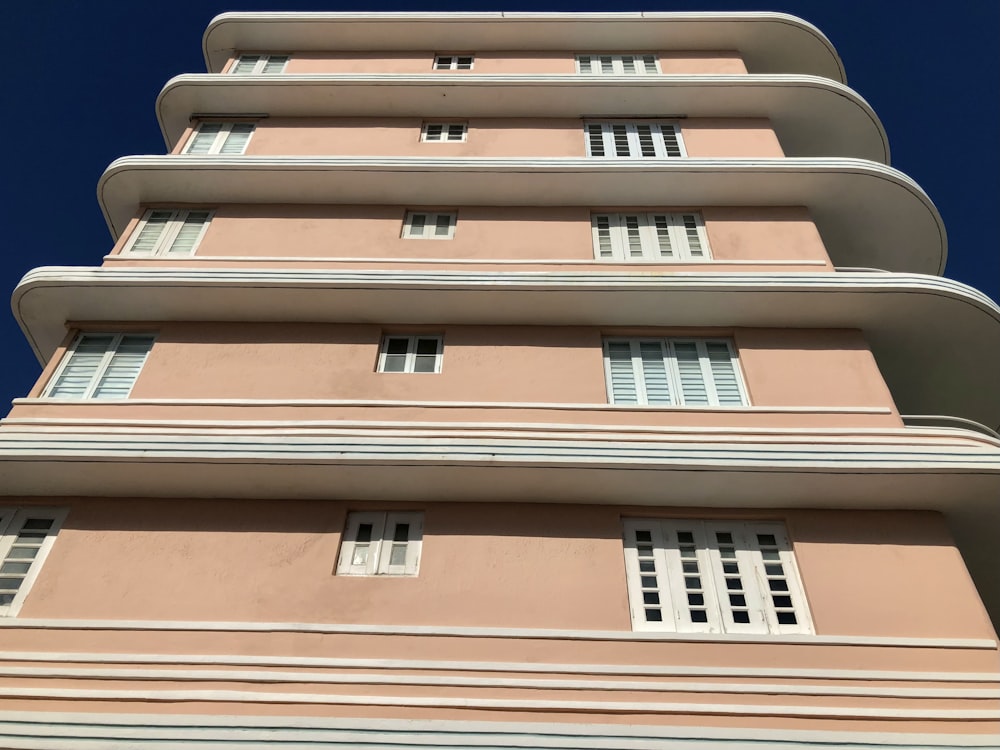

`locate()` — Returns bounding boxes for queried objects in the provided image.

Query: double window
[124,209,212,257]
[337,512,423,576]
[421,123,468,143]
[402,211,457,239]
[585,122,684,158]
[577,54,659,75]
[592,213,709,261]
[0,508,67,616]
[623,519,812,634]
[433,55,474,70]
[230,54,289,74]
[184,122,255,155]
[378,335,443,374]
[604,338,746,406]
[44,333,155,400]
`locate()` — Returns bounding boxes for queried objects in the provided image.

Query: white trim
[433,54,474,71]
[0,666,996,699]
[2,651,996,683]
[1,712,996,750]
[0,619,992,649]
[0,686,993,719]
[401,210,457,239]
[376,335,444,373]
[11,397,891,414]
[103,255,831,266]
[420,122,469,143]
[336,511,423,576]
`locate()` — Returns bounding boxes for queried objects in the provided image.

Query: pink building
[1,11,999,747]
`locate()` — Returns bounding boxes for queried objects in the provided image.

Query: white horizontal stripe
[1,665,996,699]
[104,254,831,267]
[0,686,994,719]
[0,619,993,649]
[3,651,996,683]
[11,397,894,414]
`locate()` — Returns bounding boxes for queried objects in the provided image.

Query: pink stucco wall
[173,117,784,158]
[107,206,829,266]
[21,325,896,419]
[15,499,994,640]
[275,51,748,75]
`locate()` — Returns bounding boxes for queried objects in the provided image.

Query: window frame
[183,122,256,155]
[591,212,710,262]
[602,338,748,407]
[377,335,444,374]
[123,209,214,257]
[622,518,813,635]
[0,507,68,617]
[433,55,475,70]
[576,54,660,75]
[420,122,469,143]
[585,121,685,159]
[336,511,424,576]
[402,211,457,240]
[43,333,156,400]
[230,54,290,74]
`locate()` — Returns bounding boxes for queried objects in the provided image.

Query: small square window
[402,211,457,239]
[421,123,468,143]
[433,55,474,70]
[336,511,423,576]
[377,336,443,373]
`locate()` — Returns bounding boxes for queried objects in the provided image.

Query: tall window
[124,209,212,257]
[44,334,155,399]
[402,211,457,239]
[433,55,474,70]
[577,54,659,75]
[184,123,255,155]
[604,338,746,406]
[0,508,67,616]
[591,213,709,261]
[230,54,289,74]
[421,123,468,143]
[585,122,684,158]
[336,512,423,576]
[377,336,443,374]
[622,519,813,635]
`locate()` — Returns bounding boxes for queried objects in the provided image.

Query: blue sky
[2,1,997,405]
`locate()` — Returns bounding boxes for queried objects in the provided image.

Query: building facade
[1,11,999,748]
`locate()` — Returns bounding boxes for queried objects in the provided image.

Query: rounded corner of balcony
[761,11,846,82]
[10,267,74,365]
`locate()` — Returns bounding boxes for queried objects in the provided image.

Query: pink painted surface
[22,325,896,419]
[16,499,995,641]
[106,206,832,266]
[280,51,747,75]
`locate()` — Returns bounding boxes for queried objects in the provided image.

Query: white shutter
[585,123,606,156]
[706,341,745,405]
[220,123,254,154]
[622,520,675,630]
[586,123,685,159]
[605,341,639,404]
[637,341,672,404]
[232,55,261,74]
[46,335,116,398]
[379,512,423,576]
[0,508,67,616]
[746,523,814,634]
[186,123,222,154]
[337,512,386,576]
[576,54,659,75]
[127,211,174,255]
[261,55,289,73]
[165,211,211,255]
[661,522,724,633]
[591,215,614,258]
[672,341,710,405]
[91,335,155,399]
[703,523,769,634]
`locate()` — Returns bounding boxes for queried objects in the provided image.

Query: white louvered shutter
[165,211,211,255]
[0,514,56,608]
[128,211,174,255]
[220,123,254,154]
[606,342,639,404]
[187,123,222,154]
[673,341,710,405]
[92,335,155,399]
[232,55,261,74]
[261,55,289,73]
[638,341,672,404]
[47,335,116,398]
[706,342,744,405]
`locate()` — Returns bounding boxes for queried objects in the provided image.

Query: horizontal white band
[0,665,996,699]
[0,619,993,649]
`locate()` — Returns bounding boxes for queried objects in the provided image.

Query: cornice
[96,156,944,275]
[155,74,888,162]
[201,12,846,83]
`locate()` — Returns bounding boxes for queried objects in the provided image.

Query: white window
[184,122,255,155]
[377,335,443,374]
[124,209,213,257]
[0,508,67,617]
[402,211,457,239]
[623,519,813,635]
[592,213,709,261]
[337,512,423,576]
[44,333,155,399]
[433,55,474,70]
[585,122,684,158]
[604,338,747,406]
[577,54,659,75]
[230,54,289,74]
[421,123,468,143]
